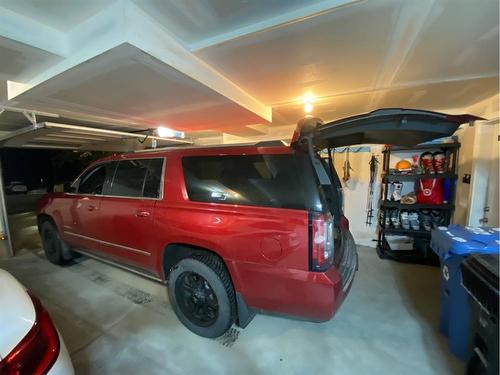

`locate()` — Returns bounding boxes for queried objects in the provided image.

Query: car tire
[41,221,70,265]
[168,255,236,338]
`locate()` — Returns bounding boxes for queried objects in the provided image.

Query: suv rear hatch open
[293,108,483,149]
[291,108,483,280]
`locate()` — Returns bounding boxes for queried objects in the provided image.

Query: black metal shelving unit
[376,142,460,264]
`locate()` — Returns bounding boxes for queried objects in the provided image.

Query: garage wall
[339,121,499,248]
[454,121,499,226]
[332,146,433,247]
[332,146,383,247]
[454,125,476,225]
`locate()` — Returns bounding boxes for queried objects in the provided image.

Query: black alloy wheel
[176,271,219,327]
[168,255,236,338]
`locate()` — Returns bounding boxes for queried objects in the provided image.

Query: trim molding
[74,248,163,283]
[64,231,151,256]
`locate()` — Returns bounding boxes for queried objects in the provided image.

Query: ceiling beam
[126,1,271,122]
[6,1,127,99]
[189,0,361,52]
[0,6,68,56]
[5,0,271,124]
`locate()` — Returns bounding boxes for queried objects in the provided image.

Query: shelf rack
[376,142,460,264]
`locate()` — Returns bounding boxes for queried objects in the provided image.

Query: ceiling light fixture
[157,126,185,139]
[302,92,315,104]
[304,102,314,113]
[302,92,315,114]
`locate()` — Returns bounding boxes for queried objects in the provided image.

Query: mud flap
[236,292,256,328]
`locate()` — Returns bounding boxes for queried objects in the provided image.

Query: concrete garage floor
[0,242,464,375]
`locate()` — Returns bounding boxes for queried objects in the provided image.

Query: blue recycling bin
[430,225,499,361]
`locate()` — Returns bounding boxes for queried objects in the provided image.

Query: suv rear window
[182,154,322,210]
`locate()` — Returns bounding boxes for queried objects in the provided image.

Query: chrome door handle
[135,210,150,217]
[87,205,97,211]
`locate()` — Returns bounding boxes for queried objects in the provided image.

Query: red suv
[37,109,478,337]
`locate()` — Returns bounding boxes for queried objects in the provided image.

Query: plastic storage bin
[430,225,499,361]
[461,254,499,375]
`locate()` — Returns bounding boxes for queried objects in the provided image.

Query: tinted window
[109,159,149,197]
[182,154,322,210]
[143,158,164,198]
[78,164,107,195]
[105,158,164,198]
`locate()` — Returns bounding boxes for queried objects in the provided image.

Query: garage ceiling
[0,0,498,144]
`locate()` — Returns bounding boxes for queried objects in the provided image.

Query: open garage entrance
[0,147,111,255]
[0,108,190,258]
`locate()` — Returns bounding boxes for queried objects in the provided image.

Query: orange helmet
[396,160,412,171]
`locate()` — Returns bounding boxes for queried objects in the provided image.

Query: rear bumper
[233,231,358,322]
[317,230,358,320]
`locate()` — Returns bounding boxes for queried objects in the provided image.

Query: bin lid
[431,225,500,259]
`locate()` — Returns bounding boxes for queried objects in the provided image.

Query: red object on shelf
[417,178,444,205]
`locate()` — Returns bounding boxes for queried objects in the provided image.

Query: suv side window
[109,159,149,198]
[143,158,164,198]
[105,158,164,198]
[78,164,107,195]
[182,154,313,210]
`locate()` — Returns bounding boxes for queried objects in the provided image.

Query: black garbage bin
[461,253,499,375]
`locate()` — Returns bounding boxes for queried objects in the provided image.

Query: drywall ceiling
[0,0,114,31]
[8,43,266,132]
[0,36,62,82]
[0,0,498,144]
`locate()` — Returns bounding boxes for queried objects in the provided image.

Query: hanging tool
[342,147,354,182]
[366,154,379,225]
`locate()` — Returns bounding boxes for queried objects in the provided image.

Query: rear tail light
[310,212,334,272]
[0,294,60,375]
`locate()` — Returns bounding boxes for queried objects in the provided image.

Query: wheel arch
[37,213,56,233]
[162,243,228,280]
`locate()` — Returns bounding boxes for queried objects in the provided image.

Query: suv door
[64,162,115,251]
[96,158,165,272]
[300,108,483,148]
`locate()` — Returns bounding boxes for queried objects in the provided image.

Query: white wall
[332,146,383,247]
[454,121,499,226]
[454,124,476,225]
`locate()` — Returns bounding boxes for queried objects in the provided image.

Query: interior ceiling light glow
[302,92,315,104]
[304,102,314,113]
[157,126,185,139]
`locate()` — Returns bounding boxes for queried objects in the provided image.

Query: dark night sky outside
[0,149,109,190]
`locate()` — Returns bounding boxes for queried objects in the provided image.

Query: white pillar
[0,155,14,257]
